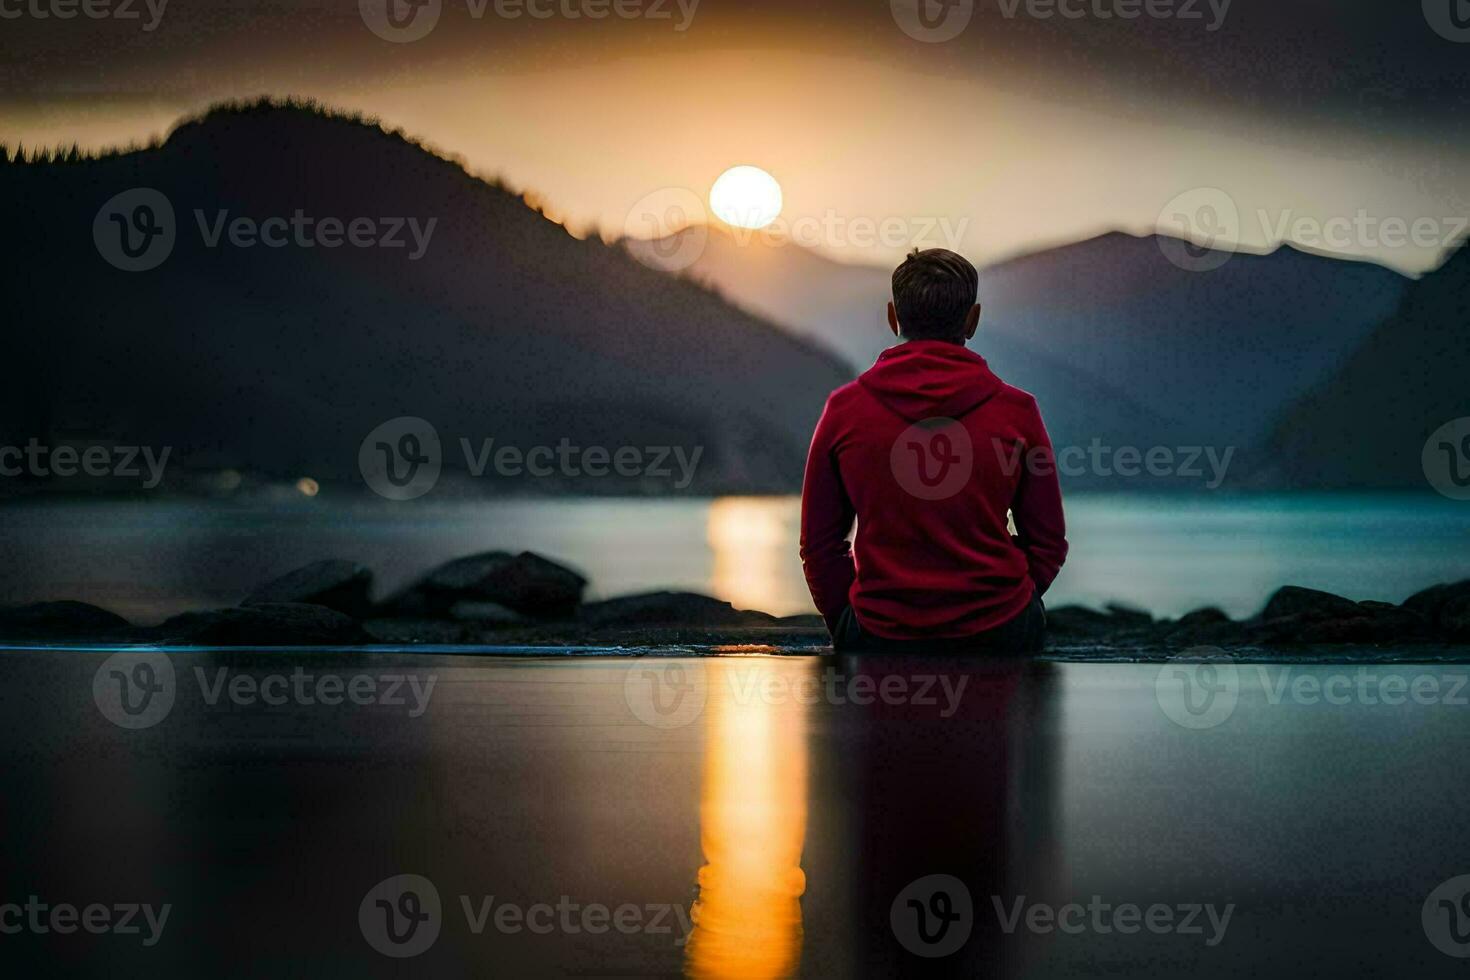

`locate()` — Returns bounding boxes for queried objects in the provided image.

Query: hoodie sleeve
[1012,397,1069,596]
[799,395,857,632]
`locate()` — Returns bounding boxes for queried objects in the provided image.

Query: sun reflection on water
[684,658,810,979]
[706,497,808,617]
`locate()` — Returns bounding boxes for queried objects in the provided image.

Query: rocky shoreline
[1,551,1468,656]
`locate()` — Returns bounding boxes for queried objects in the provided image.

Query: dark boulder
[1251,595,1431,645]
[1260,586,1361,622]
[154,603,370,645]
[242,560,374,618]
[1044,605,1119,639]
[1104,602,1153,627]
[1439,594,1470,641]
[0,601,132,640]
[1402,580,1470,636]
[579,591,777,628]
[389,551,587,619]
[1164,607,1237,645]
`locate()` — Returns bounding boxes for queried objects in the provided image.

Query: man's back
[798,249,1067,646]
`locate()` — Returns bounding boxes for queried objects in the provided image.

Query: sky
[4,0,1470,273]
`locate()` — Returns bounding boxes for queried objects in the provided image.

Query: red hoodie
[800,340,1068,639]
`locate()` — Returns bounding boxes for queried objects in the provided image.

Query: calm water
[3,650,1469,976]
[1,494,1468,623]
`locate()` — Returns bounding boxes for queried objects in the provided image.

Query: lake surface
[3,650,1469,976]
[1,493,1468,624]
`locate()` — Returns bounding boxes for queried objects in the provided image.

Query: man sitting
[799,248,1068,652]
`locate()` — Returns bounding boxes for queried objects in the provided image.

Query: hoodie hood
[857,340,1004,423]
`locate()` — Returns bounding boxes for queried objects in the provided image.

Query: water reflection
[706,497,807,616]
[685,658,811,979]
[822,655,1061,978]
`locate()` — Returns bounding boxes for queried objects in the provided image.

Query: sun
[709,166,783,230]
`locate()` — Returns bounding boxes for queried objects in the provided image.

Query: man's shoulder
[990,379,1041,414]
[822,378,870,411]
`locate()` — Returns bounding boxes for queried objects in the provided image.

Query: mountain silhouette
[0,99,853,495]
[628,227,1415,487]
[1264,243,1470,489]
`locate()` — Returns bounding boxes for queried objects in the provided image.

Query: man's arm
[1012,401,1068,595]
[799,397,856,632]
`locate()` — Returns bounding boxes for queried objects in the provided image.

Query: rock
[1164,607,1237,645]
[1104,602,1152,626]
[0,601,131,639]
[1250,600,1431,645]
[394,551,587,619]
[579,591,777,628]
[1176,607,1230,628]
[1043,605,1117,638]
[1402,580,1470,634]
[1439,594,1470,641]
[154,603,370,645]
[448,600,526,624]
[1260,586,1361,622]
[242,560,373,618]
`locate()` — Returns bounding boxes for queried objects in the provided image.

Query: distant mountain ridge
[628,225,1427,488]
[0,99,853,495]
[1265,243,1470,488]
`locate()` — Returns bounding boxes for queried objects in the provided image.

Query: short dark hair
[891,248,978,340]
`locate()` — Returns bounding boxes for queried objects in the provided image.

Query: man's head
[887,247,981,343]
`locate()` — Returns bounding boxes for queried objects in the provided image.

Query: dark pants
[833,592,1047,655]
